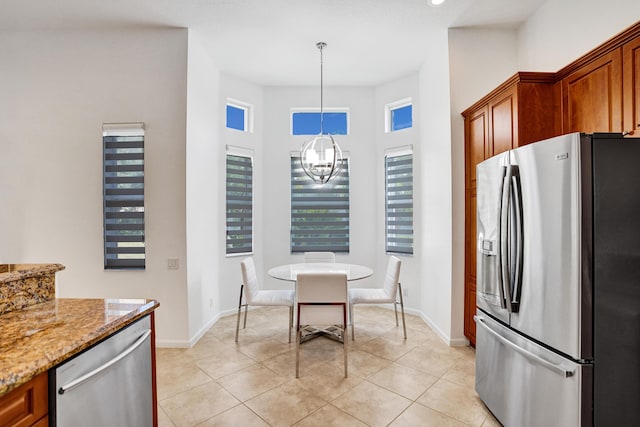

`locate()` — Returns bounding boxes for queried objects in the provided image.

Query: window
[290,156,349,253]
[385,150,413,254]
[385,98,413,132]
[226,99,253,132]
[291,110,348,135]
[103,123,145,269]
[226,147,253,255]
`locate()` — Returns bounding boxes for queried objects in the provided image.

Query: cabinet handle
[623,130,635,136]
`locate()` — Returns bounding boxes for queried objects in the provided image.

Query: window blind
[290,156,349,253]
[103,124,145,269]
[226,154,253,254]
[385,153,413,255]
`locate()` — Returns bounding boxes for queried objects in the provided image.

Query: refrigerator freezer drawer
[475,313,592,427]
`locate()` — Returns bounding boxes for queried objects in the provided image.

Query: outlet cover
[167,258,179,270]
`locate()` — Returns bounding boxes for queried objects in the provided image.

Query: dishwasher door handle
[58,329,151,395]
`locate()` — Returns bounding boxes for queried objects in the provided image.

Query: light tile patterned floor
[157,306,501,427]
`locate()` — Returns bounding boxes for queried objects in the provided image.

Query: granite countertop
[0,263,65,283]
[0,298,160,396]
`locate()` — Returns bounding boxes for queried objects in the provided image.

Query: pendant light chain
[318,42,325,135]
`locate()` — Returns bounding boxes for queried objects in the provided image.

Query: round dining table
[268,262,373,282]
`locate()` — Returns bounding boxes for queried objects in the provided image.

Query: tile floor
[156,306,501,427]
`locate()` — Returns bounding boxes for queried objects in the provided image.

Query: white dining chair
[303,251,336,263]
[348,256,406,340]
[235,257,295,343]
[295,272,348,378]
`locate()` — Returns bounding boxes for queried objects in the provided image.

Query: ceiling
[0,0,547,86]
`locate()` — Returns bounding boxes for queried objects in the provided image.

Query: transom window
[385,98,413,132]
[226,99,253,132]
[290,156,350,253]
[291,110,348,135]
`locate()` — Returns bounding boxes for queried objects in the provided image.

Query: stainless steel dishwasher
[50,315,153,426]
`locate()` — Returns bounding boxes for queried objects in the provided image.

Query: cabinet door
[562,49,623,133]
[465,106,488,188]
[464,188,478,345]
[623,38,640,136]
[464,106,488,345]
[0,372,47,427]
[489,86,517,156]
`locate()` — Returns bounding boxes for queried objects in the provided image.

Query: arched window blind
[103,123,145,269]
[290,156,350,253]
[385,149,413,255]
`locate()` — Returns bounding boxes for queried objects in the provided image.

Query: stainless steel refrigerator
[475,132,640,426]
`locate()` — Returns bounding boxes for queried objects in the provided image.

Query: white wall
[186,30,265,346]
[519,0,640,71]
[185,30,223,346]
[216,74,264,318]
[417,28,459,344]
[447,28,519,344]
[0,28,190,344]
[261,86,378,289]
[374,74,421,308]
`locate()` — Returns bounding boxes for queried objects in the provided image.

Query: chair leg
[349,302,355,340]
[398,282,407,340]
[394,301,399,326]
[243,302,248,328]
[343,324,348,378]
[295,327,301,378]
[235,284,244,343]
[288,305,293,343]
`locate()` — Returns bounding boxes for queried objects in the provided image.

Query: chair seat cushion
[249,289,294,306]
[349,288,395,304]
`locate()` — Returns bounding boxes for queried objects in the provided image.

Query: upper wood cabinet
[560,49,623,133]
[463,73,558,154]
[623,37,640,136]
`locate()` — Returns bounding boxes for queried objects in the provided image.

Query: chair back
[304,251,336,263]
[241,257,260,304]
[296,272,347,326]
[383,256,402,299]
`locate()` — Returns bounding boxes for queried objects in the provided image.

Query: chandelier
[300,42,342,185]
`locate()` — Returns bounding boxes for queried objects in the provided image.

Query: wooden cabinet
[462,73,557,345]
[623,37,640,135]
[560,49,623,133]
[0,372,48,427]
[462,21,640,346]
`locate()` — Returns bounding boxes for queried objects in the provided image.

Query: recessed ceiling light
[428,0,446,6]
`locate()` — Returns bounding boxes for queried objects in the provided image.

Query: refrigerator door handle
[510,168,524,312]
[475,315,575,378]
[499,166,514,312]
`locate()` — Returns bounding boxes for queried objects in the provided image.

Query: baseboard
[156,339,191,348]
[354,304,470,347]
[158,305,469,348]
